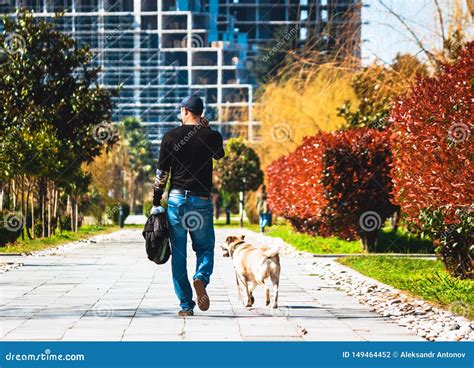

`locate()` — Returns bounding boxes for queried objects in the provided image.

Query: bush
[266,128,395,251]
[0,210,23,246]
[106,202,130,225]
[60,215,72,231]
[389,42,473,278]
[244,191,259,224]
[143,201,153,216]
[215,138,263,226]
[418,208,472,278]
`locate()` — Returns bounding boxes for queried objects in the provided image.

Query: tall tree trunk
[20,176,25,240]
[360,230,378,253]
[47,182,51,237]
[41,193,45,238]
[31,190,35,239]
[68,195,73,231]
[3,182,10,210]
[12,179,16,209]
[25,181,32,240]
[239,191,245,228]
[390,206,401,232]
[74,200,78,232]
[38,178,46,238]
[53,188,59,235]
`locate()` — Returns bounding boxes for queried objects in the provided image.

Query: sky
[361,0,472,65]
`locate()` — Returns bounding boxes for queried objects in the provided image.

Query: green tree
[338,54,428,129]
[0,10,115,240]
[86,118,153,221]
[215,138,263,227]
[121,118,154,213]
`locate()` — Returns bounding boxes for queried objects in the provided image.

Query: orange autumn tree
[389,42,474,278]
[267,128,395,251]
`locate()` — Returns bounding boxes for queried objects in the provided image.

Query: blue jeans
[259,213,269,232]
[166,192,215,310]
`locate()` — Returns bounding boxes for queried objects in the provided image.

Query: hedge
[266,128,395,250]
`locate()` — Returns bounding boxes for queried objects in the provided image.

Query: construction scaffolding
[2,1,362,151]
[2,0,258,152]
[204,0,362,60]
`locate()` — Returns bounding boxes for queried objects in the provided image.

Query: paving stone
[0,229,423,341]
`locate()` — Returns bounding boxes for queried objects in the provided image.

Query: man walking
[151,95,224,316]
[256,185,270,233]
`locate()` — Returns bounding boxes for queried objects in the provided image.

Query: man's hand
[200,116,209,127]
[150,206,165,215]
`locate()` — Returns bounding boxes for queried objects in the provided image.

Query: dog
[222,235,280,308]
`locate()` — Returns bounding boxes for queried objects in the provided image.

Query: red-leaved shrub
[389,42,473,278]
[267,128,395,250]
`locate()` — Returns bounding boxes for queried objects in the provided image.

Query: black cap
[180,95,204,116]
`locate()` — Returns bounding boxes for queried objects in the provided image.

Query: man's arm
[212,131,225,160]
[153,135,172,206]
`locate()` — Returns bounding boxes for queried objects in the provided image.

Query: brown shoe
[177,309,194,317]
[193,278,210,311]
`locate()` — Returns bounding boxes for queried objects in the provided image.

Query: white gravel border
[239,228,473,342]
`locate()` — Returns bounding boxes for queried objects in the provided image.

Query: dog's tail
[263,247,279,258]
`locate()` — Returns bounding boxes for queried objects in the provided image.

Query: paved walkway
[0,229,422,341]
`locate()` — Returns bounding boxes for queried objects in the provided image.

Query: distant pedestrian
[256,185,270,233]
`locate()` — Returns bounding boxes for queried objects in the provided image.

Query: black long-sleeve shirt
[153,124,225,206]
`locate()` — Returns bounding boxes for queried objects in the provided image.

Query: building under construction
[1,1,361,149]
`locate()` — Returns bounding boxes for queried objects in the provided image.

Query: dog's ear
[240,235,245,240]
[225,236,236,243]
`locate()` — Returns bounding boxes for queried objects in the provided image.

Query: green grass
[338,256,474,319]
[0,225,120,254]
[215,217,433,255]
[216,219,361,253]
[260,223,362,254]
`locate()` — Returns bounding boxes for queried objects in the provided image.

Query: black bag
[142,212,171,265]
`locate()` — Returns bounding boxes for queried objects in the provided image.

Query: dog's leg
[248,282,256,306]
[271,284,279,309]
[235,272,242,301]
[243,280,252,308]
[265,285,271,306]
[270,274,279,309]
[236,273,251,307]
